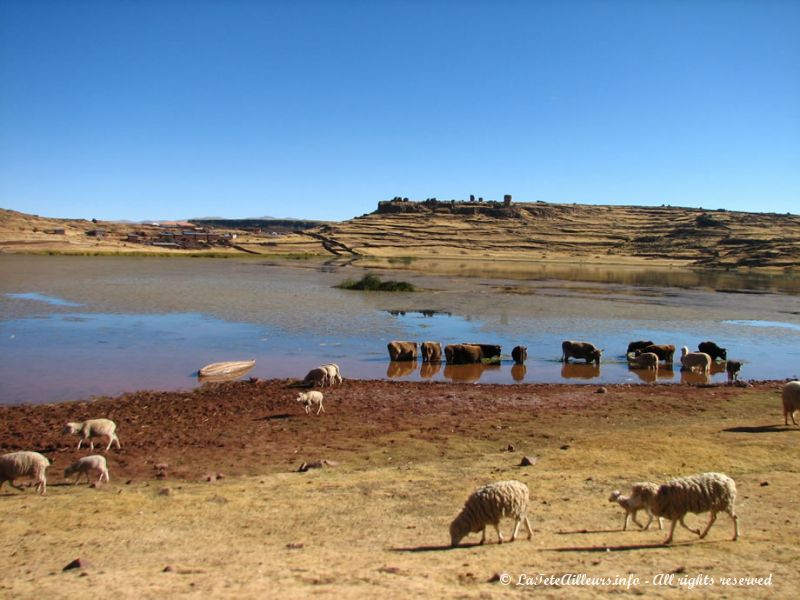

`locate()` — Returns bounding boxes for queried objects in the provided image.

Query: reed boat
[198,359,256,379]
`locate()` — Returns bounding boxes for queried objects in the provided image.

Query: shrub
[336,274,416,292]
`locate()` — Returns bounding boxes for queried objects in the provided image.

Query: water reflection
[420,362,442,379]
[627,365,658,384]
[359,258,800,294]
[444,363,501,383]
[511,364,526,382]
[387,360,417,378]
[561,363,601,380]
[680,370,711,385]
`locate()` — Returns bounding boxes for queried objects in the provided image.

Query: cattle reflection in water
[511,363,526,382]
[627,364,676,383]
[561,363,601,380]
[420,362,442,379]
[386,360,417,378]
[444,363,500,383]
[680,369,710,385]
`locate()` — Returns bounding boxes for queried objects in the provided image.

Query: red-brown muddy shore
[0,379,783,483]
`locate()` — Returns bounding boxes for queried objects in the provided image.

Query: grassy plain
[1,380,796,599]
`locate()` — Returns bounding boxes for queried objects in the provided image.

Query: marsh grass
[336,273,417,292]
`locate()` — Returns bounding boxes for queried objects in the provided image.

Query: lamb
[296,390,325,415]
[303,367,328,388]
[630,352,659,371]
[680,347,711,374]
[0,451,50,495]
[62,418,121,451]
[608,483,663,531]
[782,380,800,426]
[725,360,743,383]
[320,363,342,386]
[650,472,739,544]
[64,455,110,485]
[450,480,533,546]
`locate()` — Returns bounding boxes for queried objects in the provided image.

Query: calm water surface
[1,255,798,405]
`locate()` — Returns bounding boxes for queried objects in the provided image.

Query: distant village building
[504,194,512,207]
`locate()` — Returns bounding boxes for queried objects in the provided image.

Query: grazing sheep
[320,363,342,386]
[64,455,109,485]
[0,451,50,495]
[725,360,743,383]
[680,347,712,374]
[782,380,800,426]
[450,480,533,546]
[296,390,325,415]
[62,418,120,451]
[650,472,739,544]
[630,352,659,371]
[698,341,727,361]
[609,483,663,531]
[303,367,328,387]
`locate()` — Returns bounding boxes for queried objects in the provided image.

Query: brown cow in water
[561,340,602,365]
[512,345,527,364]
[636,344,676,364]
[445,344,483,364]
[464,343,501,360]
[387,340,418,361]
[627,340,654,355]
[421,341,442,363]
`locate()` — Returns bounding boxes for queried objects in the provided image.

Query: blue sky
[1,0,798,222]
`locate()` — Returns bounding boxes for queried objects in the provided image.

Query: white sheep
[450,480,533,546]
[631,352,659,371]
[782,380,800,426]
[680,347,711,374]
[296,390,325,415]
[320,363,342,386]
[608,483,663,531]
[650,472,739,544]
[0,451,50,495]
[64,455,110,485]
[303,367,328,388]
[62,418,121,451]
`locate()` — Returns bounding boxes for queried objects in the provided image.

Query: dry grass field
[3,201,798,270]
[1,380,797,598]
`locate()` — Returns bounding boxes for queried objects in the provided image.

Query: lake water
[1,255,798,405]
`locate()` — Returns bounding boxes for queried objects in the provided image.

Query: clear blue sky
[1,0,798,221]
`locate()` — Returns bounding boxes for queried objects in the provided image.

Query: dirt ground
[1,378,797,598]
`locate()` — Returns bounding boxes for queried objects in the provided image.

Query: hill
[2,200,798,269]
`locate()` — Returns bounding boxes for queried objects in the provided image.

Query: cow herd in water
[384,338,743,384]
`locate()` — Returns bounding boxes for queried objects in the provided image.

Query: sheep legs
[699,511,739,541]
[106,434,122,451]
[479,524,505,544]
[510,516,533,541]
[785,409,798,426]
[663,517,701,544]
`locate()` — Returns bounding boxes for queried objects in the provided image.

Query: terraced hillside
[2,201,798,269]
[273,200,799,269]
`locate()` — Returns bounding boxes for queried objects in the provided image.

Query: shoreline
[0,377,786,483]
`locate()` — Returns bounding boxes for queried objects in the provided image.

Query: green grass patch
[335,273,417,292]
